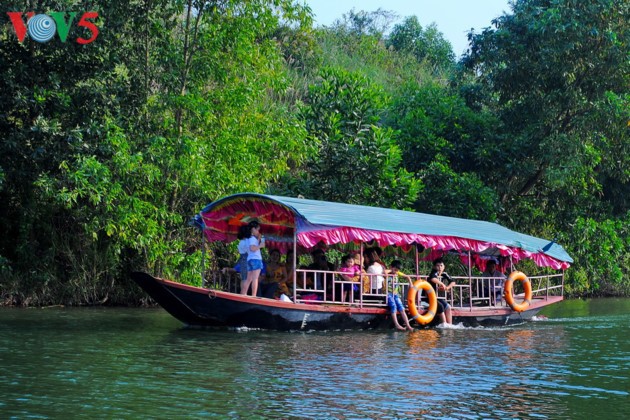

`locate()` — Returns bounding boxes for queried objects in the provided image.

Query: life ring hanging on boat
[407,280,438,325]
[504,271,533,312]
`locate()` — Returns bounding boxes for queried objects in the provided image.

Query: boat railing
[205,268,564,311]
[441,273,565,311]
[445,276,506,309]
[528,273,565,298]
[292,269,389,308]
[204,269,240,293]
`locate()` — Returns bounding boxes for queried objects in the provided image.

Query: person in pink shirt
[338,254,361,302]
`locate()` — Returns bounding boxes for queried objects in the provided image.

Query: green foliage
[457,1,630,295]
[332,8,399,39]
[316,17,435,91]
[0,0,627,304]
[390,81,501,173]
[274,67,421,209]
[0,0,312,304]
[562,213,630,296]
[417,159,501,220]
[389,81,503,219]
[463,0,629,227]
[387,16,456,73]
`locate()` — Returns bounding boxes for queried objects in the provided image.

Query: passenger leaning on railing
[426,257,456,325]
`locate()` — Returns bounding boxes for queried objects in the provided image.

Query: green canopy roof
[197,193,573,268]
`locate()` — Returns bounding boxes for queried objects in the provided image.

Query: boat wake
[436,322,468,330]
[233,326,264,332]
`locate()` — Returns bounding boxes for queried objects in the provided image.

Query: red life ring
[407,280,438,325]
[504,271,533,312]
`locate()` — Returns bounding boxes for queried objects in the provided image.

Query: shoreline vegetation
[0,0,628,306]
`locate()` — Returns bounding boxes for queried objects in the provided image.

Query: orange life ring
[407,280,438,325]
[504,271,533,312]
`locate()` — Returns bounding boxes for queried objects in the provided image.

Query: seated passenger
[351,251,370,295]
[482,259,506,304]
[264,248,289,299]
[338,254,361,302]
[426,258,455,325]
[365,249,386,294]
[308,249,333,291]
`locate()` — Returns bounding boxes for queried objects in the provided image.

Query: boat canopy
[194,193,572,269]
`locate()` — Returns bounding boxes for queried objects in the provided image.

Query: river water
[1,298,628,419]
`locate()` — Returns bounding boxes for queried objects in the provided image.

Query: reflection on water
[0,299,629,419]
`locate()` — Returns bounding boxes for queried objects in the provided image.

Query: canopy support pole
[201,228,206,287]
[292,230,297,303]
[468,250,472,308]
[415,243,419,278]
[360,242,364,268]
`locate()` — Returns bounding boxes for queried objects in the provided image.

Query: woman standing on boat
[242,220,265,296]
[236,224,250,295]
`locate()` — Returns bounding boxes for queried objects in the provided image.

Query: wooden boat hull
[132,272,563,330]
[132,272,389,330]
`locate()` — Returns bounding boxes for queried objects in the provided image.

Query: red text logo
[7,11,99,44]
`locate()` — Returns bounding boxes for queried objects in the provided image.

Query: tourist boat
[131,193,572,330]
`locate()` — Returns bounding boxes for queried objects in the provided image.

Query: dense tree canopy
[0,0,627,304]
[272,67,421,209]
[463,0,629,222]
[461,0,629,294]
[387,16,456,73]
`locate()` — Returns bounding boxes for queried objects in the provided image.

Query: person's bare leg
[242,271,255,295]
[445,307,452,324]
[250,269,260,297]
[240,279,248,295]
[400,311,413,330]
[241,272,253,295]
[392,313,406,330]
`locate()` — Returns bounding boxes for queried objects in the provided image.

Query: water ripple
[1,302,629,419]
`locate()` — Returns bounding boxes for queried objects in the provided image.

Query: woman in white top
[366,249,386,293]
[242,220,265,296]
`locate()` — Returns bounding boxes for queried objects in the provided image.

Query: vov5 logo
[7,11,99,44]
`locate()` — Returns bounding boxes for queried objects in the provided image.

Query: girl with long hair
[242,220,265,296]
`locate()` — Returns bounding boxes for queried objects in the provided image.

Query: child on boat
[387,260,414,331]
[338,254,361,302]
[350,251,370,295]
